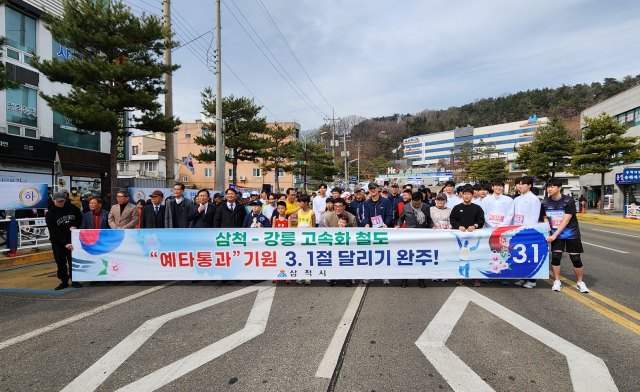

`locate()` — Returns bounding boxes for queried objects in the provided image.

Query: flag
[184,153,195,174]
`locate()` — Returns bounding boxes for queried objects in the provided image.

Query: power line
[222,0,327,120]
[256,0,333,110]
[172,28,214,52]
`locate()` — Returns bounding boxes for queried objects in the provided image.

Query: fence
[0,217,50,252]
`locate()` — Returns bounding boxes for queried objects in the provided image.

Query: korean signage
[116,112,128,161]
[618,168,640,184]
[6,86,37,127]
[53,111,100,151]
[0,183,48,209]
[71,223,550,281]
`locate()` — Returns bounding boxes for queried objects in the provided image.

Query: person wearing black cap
[212,193,223,206]
[140,190,166,228]
[389,183,402,206]
[46,192,82,290]
[243,200,271,228]
[349,187,366,225]
[361,182,393,285]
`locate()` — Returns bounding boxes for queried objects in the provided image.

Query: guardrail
[0,217,50,252]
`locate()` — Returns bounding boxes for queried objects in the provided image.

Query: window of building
[132,146,139,155]
[143,161,157,172]
[5,7,36,64]
[183,176,189,182]
[252,168,261,177]
[227,148,234,158]
[5,85,38,138]
[204,168,213,177]
[203,148,212,154]
[227,168,234,179]
[52,110,100,151]
[202,130,210,137]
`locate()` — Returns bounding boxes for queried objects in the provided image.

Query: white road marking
[315,284,366,378]
[591,228,638,238]
[416,286,618,392]
[582,241,629,254]
[0,281,177,351]
[62,282,275,392]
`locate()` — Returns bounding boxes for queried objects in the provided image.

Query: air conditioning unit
[227,176,233,181]
[239,176,246,181]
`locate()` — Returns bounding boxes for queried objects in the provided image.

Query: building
[579,85,640,211]
[397,117,579,193]
[0,0,113,197]
[170,115,300,192]
[117,134,179,182]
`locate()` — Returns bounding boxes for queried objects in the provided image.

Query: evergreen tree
[515,118,577,181]
[30,0,179,197]
[259,124,297,193]
[571,112,640,214]
[289,141,339,185]
[466,158,509,183]
[195,91,268,186]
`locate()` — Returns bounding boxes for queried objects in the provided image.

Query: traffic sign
[350,177,357,181]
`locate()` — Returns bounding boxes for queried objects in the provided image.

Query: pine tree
[515,117,577,181]
[196,91,268,186]
[259,124,297,193]
[290,142,339,185]
[466,159,509,183]
[571,112,640,214]
[30,0,179,197]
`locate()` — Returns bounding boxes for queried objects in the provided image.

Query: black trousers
[52,243,72,282]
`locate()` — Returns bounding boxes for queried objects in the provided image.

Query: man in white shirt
[313,184,328,227]
[471,184,483,205]
[482,180,514,285]
[512,176,541,289]
[442,180,462,209]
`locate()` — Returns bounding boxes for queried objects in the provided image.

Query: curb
[0,251,53,269]
[577,214,639,223]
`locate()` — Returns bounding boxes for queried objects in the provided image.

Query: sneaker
[296,279,303,285]
[71,282,82,289]
[362,279,373,284]
[351,279,356,284]
[523,281,536,289]
[329,280,337,286]
[272,280,278,284]
[456,279,463,286]
[473,279,480,287]
[432,279,438,282]
[552,280,562,292]
[441,279,448,282]
[285,280,291,284]
[305,279,311,285]
[55,282,69,290]
[482,279,491,284]
[576,281,589,293]
[514,279,526,286]
[500,279,509,285]
[345,280,353,287]
[382,279,390,285]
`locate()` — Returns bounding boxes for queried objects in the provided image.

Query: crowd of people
[45,178,589,294]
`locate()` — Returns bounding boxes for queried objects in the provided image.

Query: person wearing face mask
[68,187,82,209]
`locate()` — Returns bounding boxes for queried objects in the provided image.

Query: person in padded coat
[396,191,434,288]
[213,188,247,228]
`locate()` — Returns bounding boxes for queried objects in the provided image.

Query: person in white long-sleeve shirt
[442,180,462,209]
[481,180,515,285]
[512,176,541,288]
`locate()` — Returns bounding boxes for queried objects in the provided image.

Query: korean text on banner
[71,223,550,281]
[0,183,48,209]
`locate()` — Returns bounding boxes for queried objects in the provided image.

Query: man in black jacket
[449,185,485,287]
[164,182,194,228]
[140,190,166,229]
[78,197,110,229]
[188,189,216,228]
[213,188,247,228]
[396,192,434,288]
[46,192,82,290]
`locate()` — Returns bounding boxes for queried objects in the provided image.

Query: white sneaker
[552,280,562,291]
[351,279,356,284]
[576,281,589,293]
[514,279,526,286]
[523,281,536,289]
[361,279,373,284]
[432,279,438,282]
[382,279,390,285]
[441,279,448,282]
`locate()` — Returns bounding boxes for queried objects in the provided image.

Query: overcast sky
[126,0,640,131]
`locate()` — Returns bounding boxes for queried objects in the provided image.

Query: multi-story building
[579,85,640,211]
[165,115,300,192]
[116,134,179,182]
[0,0,112,197]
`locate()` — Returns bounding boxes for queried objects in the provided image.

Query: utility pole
[163,0,175,188]
[343,131,348,183]
[214,0,225,191]
[324,109,340,185]
[356,139,363,184]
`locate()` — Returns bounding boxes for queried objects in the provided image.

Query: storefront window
[635,108,640,126]
[52,110,101,151]
[5,7,36,63]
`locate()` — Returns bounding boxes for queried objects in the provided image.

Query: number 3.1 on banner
[511,243,539,263]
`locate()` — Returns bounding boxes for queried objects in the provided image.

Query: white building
[579,85,640,212]
[0,0,115,197]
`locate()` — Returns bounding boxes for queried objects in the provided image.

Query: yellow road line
[544,275,640,336]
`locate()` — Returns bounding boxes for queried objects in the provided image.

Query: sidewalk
[0,246,53,269]
[578,209,640,231]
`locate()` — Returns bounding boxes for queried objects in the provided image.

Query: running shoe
[345,281,353,287]
[552,280,562,292]
[362,279,373,284]
[442,279,448,282]
[472,279,480,287]
[382,279,390,285]
[482,279,491,284]
[576,281,589,293]
[296,279,303,285]
[432,279,438,282]
[71,282,82,289]
[514,279,526,286]
[329,280,337,286]
[456,279,463,286]
[286,280,291,284]
[55,282,69,290]
[500,279,509,285]
[305,279,312,285]
[523,281,536,289]
[272,280,278,284]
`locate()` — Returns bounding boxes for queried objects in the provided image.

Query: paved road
[1,221,639,391]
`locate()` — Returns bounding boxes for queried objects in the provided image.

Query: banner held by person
[71,223,550,281]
